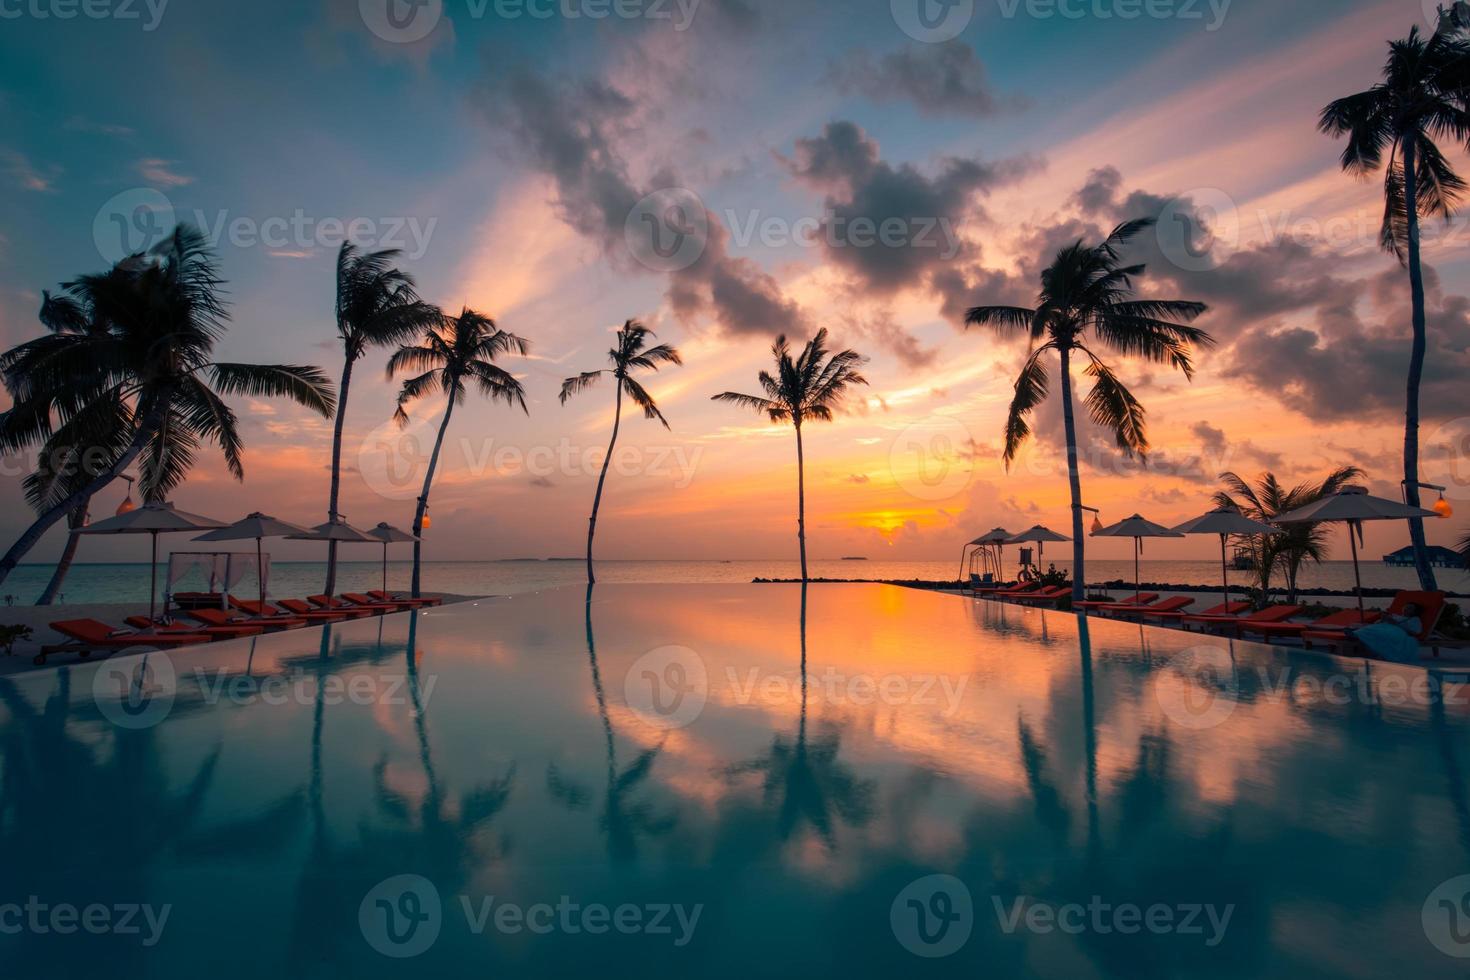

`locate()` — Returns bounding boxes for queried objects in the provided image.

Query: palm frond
[208,363,337,417]
[560,371,604,404]
[622,376,669,429]
[1002,346,1051,467]
[1082,355,1148,460]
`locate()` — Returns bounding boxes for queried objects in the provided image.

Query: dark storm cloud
[477,64,805,337]
[826,41,1022,119]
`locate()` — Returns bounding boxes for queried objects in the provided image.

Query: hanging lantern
[1090,512,1104,535]
[116,494,137,516]
[1434,493,1453,519]
[421,508,431,530]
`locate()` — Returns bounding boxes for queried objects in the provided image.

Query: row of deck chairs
[34,591,443,666]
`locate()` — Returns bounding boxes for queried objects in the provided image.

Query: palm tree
[712,329,868,582]
[559,320,683,585]
[1214,466,1364,605]
[323,243,442,598]
[388,308,528,597]
[1459,528,1470,566]
[0,226,336,589]
[1320,21,1470,592]
[966,219,1212,603]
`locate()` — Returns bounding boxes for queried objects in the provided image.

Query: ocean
[4,558,1468,606]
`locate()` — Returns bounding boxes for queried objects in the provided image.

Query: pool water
[2,583,1469,978]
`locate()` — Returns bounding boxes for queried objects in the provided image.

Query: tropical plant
[323,243,442,597]
[559,320,683,585]
[1320,20,1470,591]
[966,219,1212,603]
[712,329,868,582]
[1459,528,1470,566]
[0,226,336,589]
[388,307,528,597]
[1214,466,1365,605]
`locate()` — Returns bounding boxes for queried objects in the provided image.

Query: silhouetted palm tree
[967,219,1212,602]
[1459,528,1470,565]
[559,320,683,584]
[1215,466,1364,604]
[1320,21,1470,591]
[0,226,337,589]
[323,243,441,597]
[388,307,528,597]
[712,330,868,582]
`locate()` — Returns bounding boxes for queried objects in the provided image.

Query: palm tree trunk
[35,504,89,605]
[410,396,455,599]
[585,382,624,585]
[1401,137,1439,592]
[1058,345,1086,604]
[0,404,164,588]
[324,354,355,598]
[795,421,808,583]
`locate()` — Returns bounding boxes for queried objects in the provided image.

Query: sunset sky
[1,0,1467,565]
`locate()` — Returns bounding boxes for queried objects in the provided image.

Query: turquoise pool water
[2,584,1469,977]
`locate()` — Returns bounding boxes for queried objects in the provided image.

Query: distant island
[840,556,868,561]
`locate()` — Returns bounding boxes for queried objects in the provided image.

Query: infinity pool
[2,584,1469,978]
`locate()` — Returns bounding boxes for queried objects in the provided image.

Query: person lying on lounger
[1347,602,1423,664]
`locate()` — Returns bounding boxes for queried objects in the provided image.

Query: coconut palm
[712,329,867,582]
[966,219,1212,603]
[0,226,336,589]
[559,320,683,585]
[323,243,442,597]
[1459,528,1470,566]
[1214,466,1365,605]
[388,307,528,597]
[1320,21,1470,591]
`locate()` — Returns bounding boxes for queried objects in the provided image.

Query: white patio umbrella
[959,527,1013,583]
[1092,514,1185,598]
[1273,486,1439,616]
[1172,504,1283,607]
[193,513,312,605]
[80,501,227,621]
[288,518,377,594]
[1006,525,1072,583]
[365,522,419,594]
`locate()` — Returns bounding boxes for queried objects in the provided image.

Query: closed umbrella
[1274,486,1439,616]
[80,501,227,621]
[365,522,419,595]
[1172,504,1282,607]
[193,513,312,605]
[1092,514,1185,598]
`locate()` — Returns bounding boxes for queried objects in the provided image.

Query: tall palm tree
[1458,528,1470,566]
[0,226,336,589]
[712,329,868,582]
[388,308,528,597]
[323,243,442,598]
[559,320,683,585]
[1215,466,1365,605]
[1320,21,1470,591]
[966,219,1212,603]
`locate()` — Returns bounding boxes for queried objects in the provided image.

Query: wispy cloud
[1,150,59,192]
[137,157,194,187]
[64,116,134,138]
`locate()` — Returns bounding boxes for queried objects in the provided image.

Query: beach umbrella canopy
[1093,514,1185,597]
[365,522,419,594]
[1004,525,1072,581]
[288,519,377,543]
[194,513,313,605]
[1172,505,1282,606]
[81,501,227,620]
[1274,486,1439,614]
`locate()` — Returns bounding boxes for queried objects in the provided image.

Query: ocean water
[4,557,1467,606]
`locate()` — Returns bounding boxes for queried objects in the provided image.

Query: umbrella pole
[383,543,389,595]
[1134,537,1141,599]
[149,530,159,622]
[1219,534,1229,609]
[257,537,265,605]
[1349,523,1365,617]
[957,545,968,587]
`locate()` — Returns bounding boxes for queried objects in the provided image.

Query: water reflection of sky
[2,584,1469,978]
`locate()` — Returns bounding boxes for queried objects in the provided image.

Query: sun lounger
[181,608,284,636]
[368,590,441,607]
[278,598,374,620]
[1009,585,1072,606]
[232,598,349,623]
[1104,596,1194,619]
[1144,600,1249,624]
[309,595,394,615]
[1185,604,1305,636]
[341,592,417,613]
[1077,593,1159,612]
[123,615,266,642]
[1303,591,1449,656]
[37,619,214,666]
[1240,608,1383,643]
